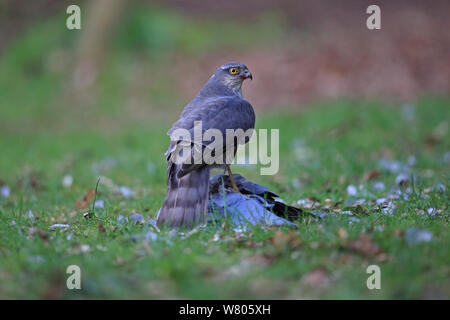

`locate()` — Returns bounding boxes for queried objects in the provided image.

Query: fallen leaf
[97,222,106,233]
[346,234,387,262]
[296,198,320,209]
[270,230,301,249]
[394,229,405,238]
[17,169,44,191]
[28,227,49,242]
[363,170,380,181]
[301,268,331,289]
[338,228,347,241]
[75,189,95,209]
[114,257,125,266]
[249,253,276,266]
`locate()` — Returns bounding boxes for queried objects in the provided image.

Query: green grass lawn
[0,5,448,299]
[0,97,448,299]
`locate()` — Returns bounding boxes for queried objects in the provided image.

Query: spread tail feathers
[157,164,210,229]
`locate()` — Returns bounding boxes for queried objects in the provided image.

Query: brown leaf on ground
[114,256,125,266]
[28,227,49,243]
[338,228,348,242]
[40,274,64,299]
[394,229,405,239]
[334,253,353,265]
[425,121,448,148]
[363,170,381,181]
[17,169,44,191]
[346,234,387,262]
[301,268,331,289]
[270,231,301,250]
[249,253,277,267]
[249,278,288,298]
[75,189,95,209]
[425,133,440,147]
[97,221,106,233]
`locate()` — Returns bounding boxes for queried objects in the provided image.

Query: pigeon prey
[157,62,255,229]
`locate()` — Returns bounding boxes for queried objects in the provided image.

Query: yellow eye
[229,68,239,75]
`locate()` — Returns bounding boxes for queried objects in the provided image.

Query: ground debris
[405,228,433,245]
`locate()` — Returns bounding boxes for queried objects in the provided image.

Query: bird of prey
[157,62,255,229]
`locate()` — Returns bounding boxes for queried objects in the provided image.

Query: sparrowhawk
[157,62,255,229]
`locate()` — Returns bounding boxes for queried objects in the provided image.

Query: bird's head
[212,62,252,95]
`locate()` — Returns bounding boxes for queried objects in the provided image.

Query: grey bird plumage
[157,62,255,229]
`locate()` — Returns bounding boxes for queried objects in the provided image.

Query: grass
[0,97,448,299]
[0,5,449,299]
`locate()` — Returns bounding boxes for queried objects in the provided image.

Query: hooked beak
[241,70,253,80]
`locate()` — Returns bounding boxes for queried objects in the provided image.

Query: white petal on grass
[118,215,128,224]
[62,174,73,188]
[348,217,361,224]
[212,232,221,242]
[233,226,248,233]
[91,156,117,173]
[94,200,104,209]
[119,186,134,198]
[1,185,11,198]
[401,103,416,121]
[444,151,450,163]
[49,224,70,230]
[292,179,302,189]
[379,158,404,173]
[382,202,395,216]
[27,255,45,264]
[373,181,385,191]
[405,228,432,245]
[26,210,35,219]
[145,232,158,242]
[129,213,144,223]
[407,155,416,166]
[311,210,329,219]
[291,138,313,162]
[296,198,318,209]
[347,185,358,196]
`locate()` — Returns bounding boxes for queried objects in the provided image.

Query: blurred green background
[1,0,449,130]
